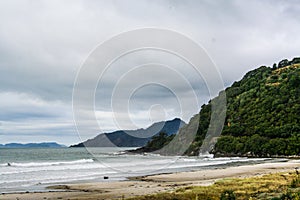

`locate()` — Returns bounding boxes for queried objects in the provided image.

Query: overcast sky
[0,0,299,145]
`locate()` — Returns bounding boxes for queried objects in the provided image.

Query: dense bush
[188,58,300,156]
[141,58,300,157]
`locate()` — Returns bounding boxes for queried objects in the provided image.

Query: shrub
[220,190,236,200]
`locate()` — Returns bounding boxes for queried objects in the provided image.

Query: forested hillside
[142,58,300,157]
[189,57,300,157]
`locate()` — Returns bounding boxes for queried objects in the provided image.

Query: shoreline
[0,156,273,194]
[1,159,299,200]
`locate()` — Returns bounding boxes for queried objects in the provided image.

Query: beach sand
[1,159,299,200]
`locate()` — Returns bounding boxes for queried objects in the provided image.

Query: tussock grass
[128,171,300,200]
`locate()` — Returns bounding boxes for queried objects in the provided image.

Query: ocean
[0,147,271,193]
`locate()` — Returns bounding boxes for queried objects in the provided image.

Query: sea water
[0,147,269,193]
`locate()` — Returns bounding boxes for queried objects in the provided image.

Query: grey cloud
[0,0,299,144]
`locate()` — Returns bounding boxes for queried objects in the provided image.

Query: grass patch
[128,171,300,200]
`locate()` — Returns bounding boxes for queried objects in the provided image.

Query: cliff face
[70,118,186,147]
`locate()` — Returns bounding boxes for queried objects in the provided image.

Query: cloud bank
[0,0,299,145]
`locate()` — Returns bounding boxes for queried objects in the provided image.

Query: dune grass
[128,170,300,200]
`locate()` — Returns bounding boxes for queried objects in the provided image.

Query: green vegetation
[142,132,175,152]
[189,57,300,157]
[220,190,236,200]
[130,132,175,153]
[128,171,300,200]
[138,57,300,157]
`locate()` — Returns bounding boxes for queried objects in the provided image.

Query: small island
[0,142,66,148]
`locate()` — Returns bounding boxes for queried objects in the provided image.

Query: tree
[278,59,289,68]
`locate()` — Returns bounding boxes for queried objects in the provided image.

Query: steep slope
[129,114,202,155]
[140,57,300,157]
[70,118,185,147]
[190,57,300,157]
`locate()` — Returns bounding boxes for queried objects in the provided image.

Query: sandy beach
[1,159,299,200]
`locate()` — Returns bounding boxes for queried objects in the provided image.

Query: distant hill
[138,57,300,157]
[0,142,66,148]
[70,118,186,147]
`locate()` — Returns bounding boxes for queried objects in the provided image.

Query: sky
[0,0,299,145]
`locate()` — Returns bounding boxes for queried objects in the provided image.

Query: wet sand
[1,160,299,200]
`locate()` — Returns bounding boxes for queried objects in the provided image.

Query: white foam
[3,159,94,167]
[0,151,270,193]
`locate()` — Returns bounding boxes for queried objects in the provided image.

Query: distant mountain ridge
[0,142,66,148]
[70,118,186,147]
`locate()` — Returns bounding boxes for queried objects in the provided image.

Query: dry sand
[1,160,299,200]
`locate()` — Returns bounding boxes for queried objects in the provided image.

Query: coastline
[1,159,299,200]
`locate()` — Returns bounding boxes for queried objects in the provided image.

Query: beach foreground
[1,160,299,200]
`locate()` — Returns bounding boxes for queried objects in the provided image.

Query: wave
[180,158,197,162]
[1,159,94,167]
